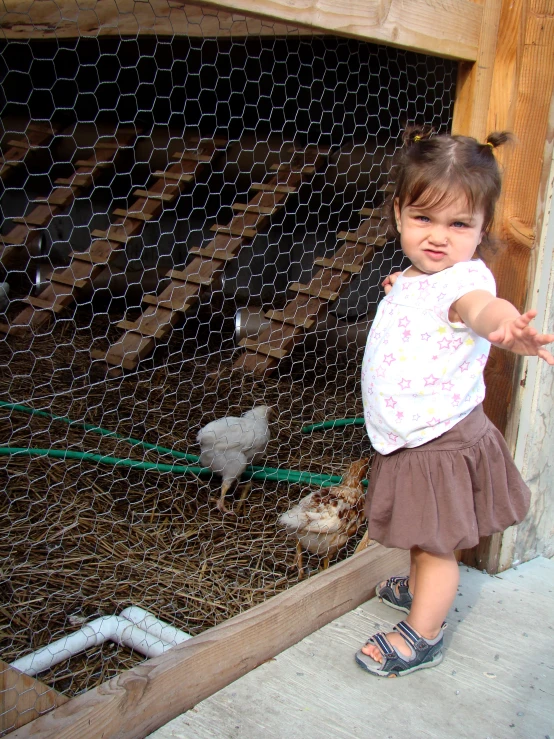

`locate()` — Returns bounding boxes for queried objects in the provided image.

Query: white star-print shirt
[361,259,496,454]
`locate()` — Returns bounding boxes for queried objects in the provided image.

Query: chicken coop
[0,0,553,736]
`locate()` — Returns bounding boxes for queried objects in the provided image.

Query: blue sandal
[355,620,445,678]
[376,575,413,613]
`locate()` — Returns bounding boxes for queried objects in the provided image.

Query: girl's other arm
[451,290,554,364]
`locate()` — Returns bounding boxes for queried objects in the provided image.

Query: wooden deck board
[148,557,554,739]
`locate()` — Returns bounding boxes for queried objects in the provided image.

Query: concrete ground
[149,557,554,739]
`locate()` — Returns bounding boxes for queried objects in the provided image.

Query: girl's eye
[452,221,469,228]
[414,215,430,223]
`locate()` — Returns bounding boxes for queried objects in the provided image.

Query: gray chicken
[197,405,273,514]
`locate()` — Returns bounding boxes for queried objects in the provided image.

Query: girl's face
[394,195,485,278]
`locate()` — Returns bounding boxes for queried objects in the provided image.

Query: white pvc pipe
[120,606,191,646]
[10,608,191,677]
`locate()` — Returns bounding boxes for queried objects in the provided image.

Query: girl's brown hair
[388,126,512,258]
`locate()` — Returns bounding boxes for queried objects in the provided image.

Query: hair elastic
[485,142,494,149]
[414,135,422,142]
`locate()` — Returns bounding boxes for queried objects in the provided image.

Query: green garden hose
[0,401,353,487]
[301,418,365,433]
[0,446,345,487]
[0,400,198,463]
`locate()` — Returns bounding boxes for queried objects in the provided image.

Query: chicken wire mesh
[0,5,456,711]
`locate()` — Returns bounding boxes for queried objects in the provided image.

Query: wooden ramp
[233,205,388,376]
[93,144,329,374]
[3,135,225,337]
[0,122,59,182]
[0,127,138,272]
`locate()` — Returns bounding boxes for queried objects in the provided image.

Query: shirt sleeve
[437,260,497,326]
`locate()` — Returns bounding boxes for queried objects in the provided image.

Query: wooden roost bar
[1,0,553,736]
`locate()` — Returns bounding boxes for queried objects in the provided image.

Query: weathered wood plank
[11,544,407,739]
[170,0,482,60]
[0,660,68,735]
[0,0,311,39]
[452,0,502,141]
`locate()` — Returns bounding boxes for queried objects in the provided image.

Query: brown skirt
[364,404,531,554]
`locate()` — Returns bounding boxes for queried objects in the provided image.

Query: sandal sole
[355,649,443,678]
[376,595,411,614]
[375,583,412,614]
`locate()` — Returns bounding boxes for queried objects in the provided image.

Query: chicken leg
[217,481,234,514]
[295,541,305,580]
[355,528,370,553]
[235,481,252,515]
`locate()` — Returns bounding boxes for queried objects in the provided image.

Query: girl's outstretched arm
[452,290,554,364]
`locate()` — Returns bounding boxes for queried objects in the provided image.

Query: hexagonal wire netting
[0,8,456,707]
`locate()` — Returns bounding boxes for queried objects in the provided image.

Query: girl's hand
[488,309,554,364]
[382,271,402,295]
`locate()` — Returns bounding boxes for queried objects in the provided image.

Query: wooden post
[453,0,554,571]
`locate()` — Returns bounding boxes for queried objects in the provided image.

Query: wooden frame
[3,0,553,735]
[1,0,482,60]
[0,1,311,39]
[9,544,408,738]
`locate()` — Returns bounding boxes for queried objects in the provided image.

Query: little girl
[356,127,554,678]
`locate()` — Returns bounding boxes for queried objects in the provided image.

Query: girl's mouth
[424,249,446,261]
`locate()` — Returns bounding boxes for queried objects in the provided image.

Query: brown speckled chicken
[278,458,370,577]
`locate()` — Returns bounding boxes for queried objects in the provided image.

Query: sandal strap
[394,620,426,650]
[394,620,446,651]
[370,632,396,659]
[387,575,410,588]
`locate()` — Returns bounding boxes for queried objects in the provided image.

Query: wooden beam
[481,0,554,435]
[169,0,482,60]
[11,544,407,739]
[288,283,339,301]
[132,189,176,202]
[239,338,289,358]
[0,0,313,39]
[265,308,316,329]
[0,660,68,734]
[313,257,363,273]
[250,182,296,194]
[452,0,503,141]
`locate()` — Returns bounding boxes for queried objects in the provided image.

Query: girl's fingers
[488,311,554,355]
[537,349,554,365]
[515,314,532,328]
[382,272,402,288]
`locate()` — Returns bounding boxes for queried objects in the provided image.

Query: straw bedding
[0,305,370,696]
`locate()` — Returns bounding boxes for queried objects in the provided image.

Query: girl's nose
[428,226,448,246]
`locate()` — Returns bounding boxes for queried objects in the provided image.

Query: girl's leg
[408,548,417,593]
[362,547,458,661]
